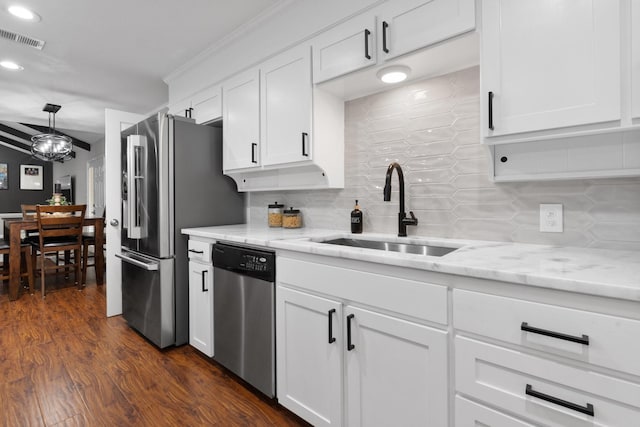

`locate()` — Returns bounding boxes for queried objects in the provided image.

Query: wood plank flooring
[0,271,309,426]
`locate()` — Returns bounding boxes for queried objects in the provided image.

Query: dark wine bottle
[351,200,363,234]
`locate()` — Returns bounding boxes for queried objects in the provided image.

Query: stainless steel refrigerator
[116,113,245,348]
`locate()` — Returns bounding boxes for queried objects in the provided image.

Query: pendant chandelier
[31,103,73,161]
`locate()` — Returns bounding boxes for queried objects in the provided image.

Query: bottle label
[351,217,361,224]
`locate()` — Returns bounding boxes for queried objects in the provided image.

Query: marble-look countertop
[182,225,640,302]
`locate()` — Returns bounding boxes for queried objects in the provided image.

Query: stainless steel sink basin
[320,238,457,256]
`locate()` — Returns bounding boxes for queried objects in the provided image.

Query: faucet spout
[383,162,417,237]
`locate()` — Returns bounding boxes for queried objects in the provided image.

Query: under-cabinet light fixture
[377,65,411,84]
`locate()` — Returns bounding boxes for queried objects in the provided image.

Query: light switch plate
[540,204,563,233]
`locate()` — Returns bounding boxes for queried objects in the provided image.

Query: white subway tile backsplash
[247,66,640,248]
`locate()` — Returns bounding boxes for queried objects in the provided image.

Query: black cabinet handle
[251,143,258,163]
[347,314,355,351]
[382,21,389,53]
[521,322,589,346]
[364,29,371,59]
[328,309,336,344]
[301,132,309,157]
[201,270,208,292]
[188,249,204,254]
[488,91,494,130]
[526,384,594,416]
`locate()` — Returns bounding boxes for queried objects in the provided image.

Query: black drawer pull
[521,322,589,345]
[201,270,208,292]
[382,21,389,53]
[526,384,594,416]
[488,91,494,130]
[188,249,204,254]
[347,314,355,351]
[328,309,336,344]
[364,29,371,59]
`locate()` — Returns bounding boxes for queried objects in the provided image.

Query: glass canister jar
[282,207,303,229]
[268,202,284,227]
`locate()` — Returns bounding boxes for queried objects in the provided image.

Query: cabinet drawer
[456,336,640,427]
[278,257,447,324]
[455,396,535,427]
[453,289,640,376]
[187,240,212,262]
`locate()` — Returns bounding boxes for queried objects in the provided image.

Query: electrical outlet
[539,204,563,233]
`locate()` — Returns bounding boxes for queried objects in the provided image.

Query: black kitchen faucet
[383,162,418,237]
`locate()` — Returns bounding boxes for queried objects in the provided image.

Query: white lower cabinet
[456,336,640,426]
[188,260,214,357]
[345,305,448,427]
[276,255,449,427]
[276,287,343,427]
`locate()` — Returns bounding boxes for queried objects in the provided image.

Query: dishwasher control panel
[213,243,275,282]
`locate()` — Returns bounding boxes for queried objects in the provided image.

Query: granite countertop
[181,225,640,302]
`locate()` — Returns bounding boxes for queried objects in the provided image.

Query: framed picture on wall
[20,164,43,190]
[0,163,7,189]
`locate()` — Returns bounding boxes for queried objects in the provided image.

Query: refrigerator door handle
[126,135,145,239]
[115,252,159,271]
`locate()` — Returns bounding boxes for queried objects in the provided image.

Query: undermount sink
[320,238,457,257]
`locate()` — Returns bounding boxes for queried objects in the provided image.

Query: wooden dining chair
[20,204,40,242]
[30,204,86,298]
[0,239,33,291]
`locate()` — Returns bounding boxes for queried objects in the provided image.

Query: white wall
[248,67,640,250]
[53,138,105,205]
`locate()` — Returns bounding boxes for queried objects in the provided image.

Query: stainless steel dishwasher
[212,242,276,397]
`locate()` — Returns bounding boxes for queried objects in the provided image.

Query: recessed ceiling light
[8,5,41,22]
[377,65,411,84]
[0,60,24,70]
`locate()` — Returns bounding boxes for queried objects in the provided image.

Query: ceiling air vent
[0,28,45,50]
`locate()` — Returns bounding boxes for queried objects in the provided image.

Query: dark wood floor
[0,270,309,426]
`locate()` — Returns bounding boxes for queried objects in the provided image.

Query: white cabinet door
[345,305,448,427]
[632,1,640,120]
[312,13,377,84]
[261,45,313,166]
[222,68,260,171]
[188,261,214,357]
[193,85,222,124]
[482,0,620,138]
[378,0,475,61]
[276,287,343,427]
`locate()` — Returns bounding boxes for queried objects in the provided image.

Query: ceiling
[0,0,284,141]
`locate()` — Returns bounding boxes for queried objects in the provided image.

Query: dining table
[3,215,105,301]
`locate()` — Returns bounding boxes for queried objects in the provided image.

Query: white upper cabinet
[222,68,260,171]
[312,14,377,83]
[312,0,475,84]
[192,85,222,124]
[261,45,313,166]
[632,2,640,120]
[481,0,620,139]
[378,0,475,61]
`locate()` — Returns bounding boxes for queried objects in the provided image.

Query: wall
[53,138,105,206]
[248,67,640,250]
[0,144,53,212]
